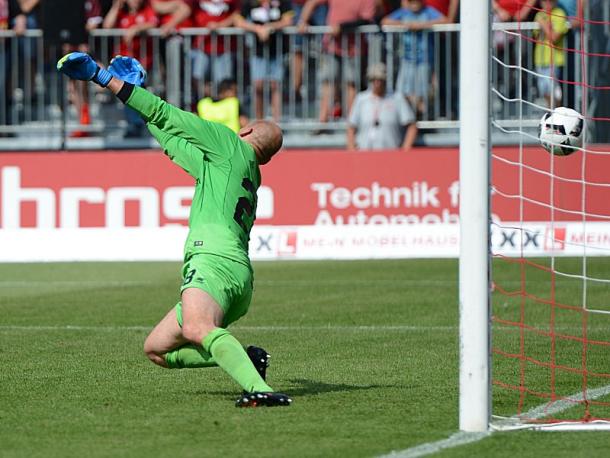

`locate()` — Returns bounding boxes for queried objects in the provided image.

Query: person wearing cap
[347,62,418,151]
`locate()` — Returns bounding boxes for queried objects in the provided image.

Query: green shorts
[175,254,253,328]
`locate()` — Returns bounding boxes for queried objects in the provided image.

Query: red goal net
[489,1,610,427]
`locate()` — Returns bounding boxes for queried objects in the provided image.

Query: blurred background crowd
[1,0,609,149]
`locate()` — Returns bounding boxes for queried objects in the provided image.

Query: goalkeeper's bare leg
[143,288,290,406]
[143,307,187,368]
[179,288,278,396]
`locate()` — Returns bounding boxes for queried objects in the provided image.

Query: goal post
[458,0,492,432]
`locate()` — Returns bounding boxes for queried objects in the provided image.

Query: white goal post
[458,0,491,432]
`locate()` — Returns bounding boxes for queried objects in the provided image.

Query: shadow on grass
[202,378,395,399]
[286,378,392,397]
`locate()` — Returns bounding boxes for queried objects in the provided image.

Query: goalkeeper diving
[57,52,290,407]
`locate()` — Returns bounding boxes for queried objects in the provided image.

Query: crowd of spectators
[0,0,586,149]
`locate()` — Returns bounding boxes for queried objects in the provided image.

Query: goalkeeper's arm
[57,53,230,158]
[107,77,227,157]
[56,51,187,126]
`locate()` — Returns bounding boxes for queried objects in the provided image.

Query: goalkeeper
[57,52,290,408]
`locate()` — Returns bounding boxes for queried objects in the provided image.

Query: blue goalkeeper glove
[56,52,112,87]
[108,55,147,87]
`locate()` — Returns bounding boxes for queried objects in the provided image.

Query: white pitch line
[0,324,457,332]
[255,280,457,286]
[0,280,156,287]
[0,279,560,288]
[241,325,457,332]
[0,325,153,332]
[378,432,490,458]
[1,324,606,333]
[502,383,610,427]
[0,279,556,287]
[378,383,610,458]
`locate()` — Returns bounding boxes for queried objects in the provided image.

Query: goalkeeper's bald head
[239,120,283,165]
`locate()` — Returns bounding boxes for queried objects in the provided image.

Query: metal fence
[0,22,590,149]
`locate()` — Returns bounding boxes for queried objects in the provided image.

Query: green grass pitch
[1,259,610,457]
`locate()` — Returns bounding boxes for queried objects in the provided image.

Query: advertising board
[0,148,607,261]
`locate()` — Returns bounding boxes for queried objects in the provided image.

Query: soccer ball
[538,107,585,156]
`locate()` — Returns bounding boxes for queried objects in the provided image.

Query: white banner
[1,222,609,262]
[491,222,610,257]
[250,225,460,260]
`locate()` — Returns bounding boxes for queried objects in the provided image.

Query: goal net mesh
[489,1,610,427]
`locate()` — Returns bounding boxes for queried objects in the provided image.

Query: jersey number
[183,268,196,285]
[233,178,256,232]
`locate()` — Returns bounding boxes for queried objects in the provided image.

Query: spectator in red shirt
[492,0,535,50]
[190,0,239,96]
[298,0,376,129]
[151,0,191,37]
[103,0,158,69]
[104,0,158,137]
[493,0,535,22]
[425,0,458,22]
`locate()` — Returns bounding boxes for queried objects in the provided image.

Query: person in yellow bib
[534,0,569,107]
[197,79,249,133]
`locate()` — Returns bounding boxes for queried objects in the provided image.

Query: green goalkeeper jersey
[126,87,260,268]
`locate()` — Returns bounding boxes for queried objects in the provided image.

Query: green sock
[165,344,218,369]
[203,328,273,393]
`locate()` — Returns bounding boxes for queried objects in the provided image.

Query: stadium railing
[0,23,584,150]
